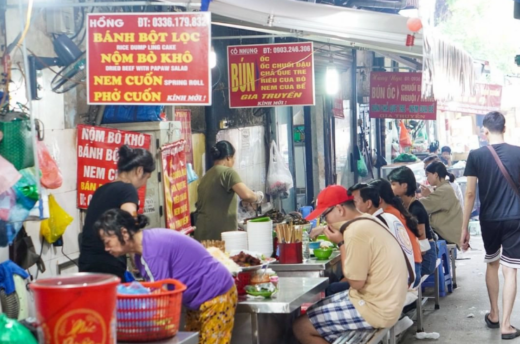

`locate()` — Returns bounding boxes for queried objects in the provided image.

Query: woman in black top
[388,166,437,276]
[79,145,155,281]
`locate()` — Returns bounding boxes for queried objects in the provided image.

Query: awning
[206,0,476,101]
[208,0,423,58]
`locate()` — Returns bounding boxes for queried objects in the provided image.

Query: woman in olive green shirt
[420,162,463,246]
[195,141,263,241]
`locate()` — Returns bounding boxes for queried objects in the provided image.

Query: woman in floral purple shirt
[95,209,237,344]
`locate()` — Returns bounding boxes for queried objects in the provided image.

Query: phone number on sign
[272,45,312,54]
[138,16,208,28]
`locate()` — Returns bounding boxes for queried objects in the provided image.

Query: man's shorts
[481,220,520,268]
[307,290,373,343]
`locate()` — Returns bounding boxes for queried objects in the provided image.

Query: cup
[279,242,303,264]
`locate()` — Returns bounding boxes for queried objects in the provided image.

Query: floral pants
[185,285,238,344]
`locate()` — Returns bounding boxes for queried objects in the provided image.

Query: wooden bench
[332,257,439,344]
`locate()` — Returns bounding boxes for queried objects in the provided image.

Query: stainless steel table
[270,251,342,278]
[233,277,329,344]
[120,332,198,344]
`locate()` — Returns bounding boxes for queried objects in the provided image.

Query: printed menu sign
[87,13,211,105]
[227,42,315,108]
[161,140,191,231]
[370,72,437,120]
[438,84,502,114]
[174,109,193,164]
[77,125,151,211]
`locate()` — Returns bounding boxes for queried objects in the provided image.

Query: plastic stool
[422,240,453,297]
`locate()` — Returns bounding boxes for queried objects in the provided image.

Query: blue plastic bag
[102,106,163,123]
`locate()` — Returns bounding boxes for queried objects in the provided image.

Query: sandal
[485,313,500,329]
[502,326,520,340]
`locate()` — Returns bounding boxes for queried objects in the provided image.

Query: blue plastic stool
[299,206,313,219]
[422,240,453,297]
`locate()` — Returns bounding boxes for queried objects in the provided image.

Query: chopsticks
[275,223,303,243]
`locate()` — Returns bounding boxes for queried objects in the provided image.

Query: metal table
[120,332,198,344]
[270,251,342,278]
[233,277,329,344]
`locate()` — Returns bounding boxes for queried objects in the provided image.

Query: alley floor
[401,235,520,344]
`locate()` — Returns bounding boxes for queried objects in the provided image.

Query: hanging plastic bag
[37,141,62,189]
[0,112,35,170]
[0,156,21,195]
[399,121,412,148]
[187,163,199,184]
[0,221,16,247]
[10,167,39,235]
[0,189,16,222]
[12,168,39,210]
[357,154,369,177]
[0,313,38,344]
[267,141,294,198]
[40,195,73,244]
[27,188,50,220]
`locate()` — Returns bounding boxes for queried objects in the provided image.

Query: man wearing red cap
[293,185,409,344]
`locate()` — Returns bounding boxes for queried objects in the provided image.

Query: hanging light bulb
[326,66,339,95]
[210,46,217,69]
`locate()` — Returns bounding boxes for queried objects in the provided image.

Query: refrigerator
[102,121,182,229]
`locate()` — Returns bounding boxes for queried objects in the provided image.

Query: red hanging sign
[227,42,315,108]
[76,125,151,212]
[87,13,211,105]
[174,109,193,164]
[161,140,191,231]
[332,98,345,119]
[370,72,437,120]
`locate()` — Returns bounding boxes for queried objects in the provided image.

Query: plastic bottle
[302,230,310,260]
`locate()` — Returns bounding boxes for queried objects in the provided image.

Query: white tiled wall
[216,126,266,193]
[0,10,80,279]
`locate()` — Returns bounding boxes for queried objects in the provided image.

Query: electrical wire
[34,239,45,280]
[61,244,79,267]
[15,0,34,48]
[211,64,222,89]
[70,8,85,40]
[77,26,87,47]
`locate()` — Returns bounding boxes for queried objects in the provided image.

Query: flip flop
[485,313,499,329]
[502,326,520,340]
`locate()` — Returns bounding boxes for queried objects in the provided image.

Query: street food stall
[233,277,328,344]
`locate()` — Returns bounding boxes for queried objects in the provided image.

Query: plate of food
[245,283,277,298]
[230,250,276,271]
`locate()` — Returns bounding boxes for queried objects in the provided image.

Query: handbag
[0,112,34,170]
[486,146,520,198]
[8,226,45,274]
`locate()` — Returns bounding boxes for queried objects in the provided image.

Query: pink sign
[438,84,502,114]
[370,72,437,120]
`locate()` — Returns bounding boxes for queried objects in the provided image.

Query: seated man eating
[293,185,410,344]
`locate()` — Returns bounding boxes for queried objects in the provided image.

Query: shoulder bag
[486,146,520,198]
[340,216,415,287]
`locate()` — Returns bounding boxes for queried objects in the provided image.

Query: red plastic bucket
[30,273,120,344]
